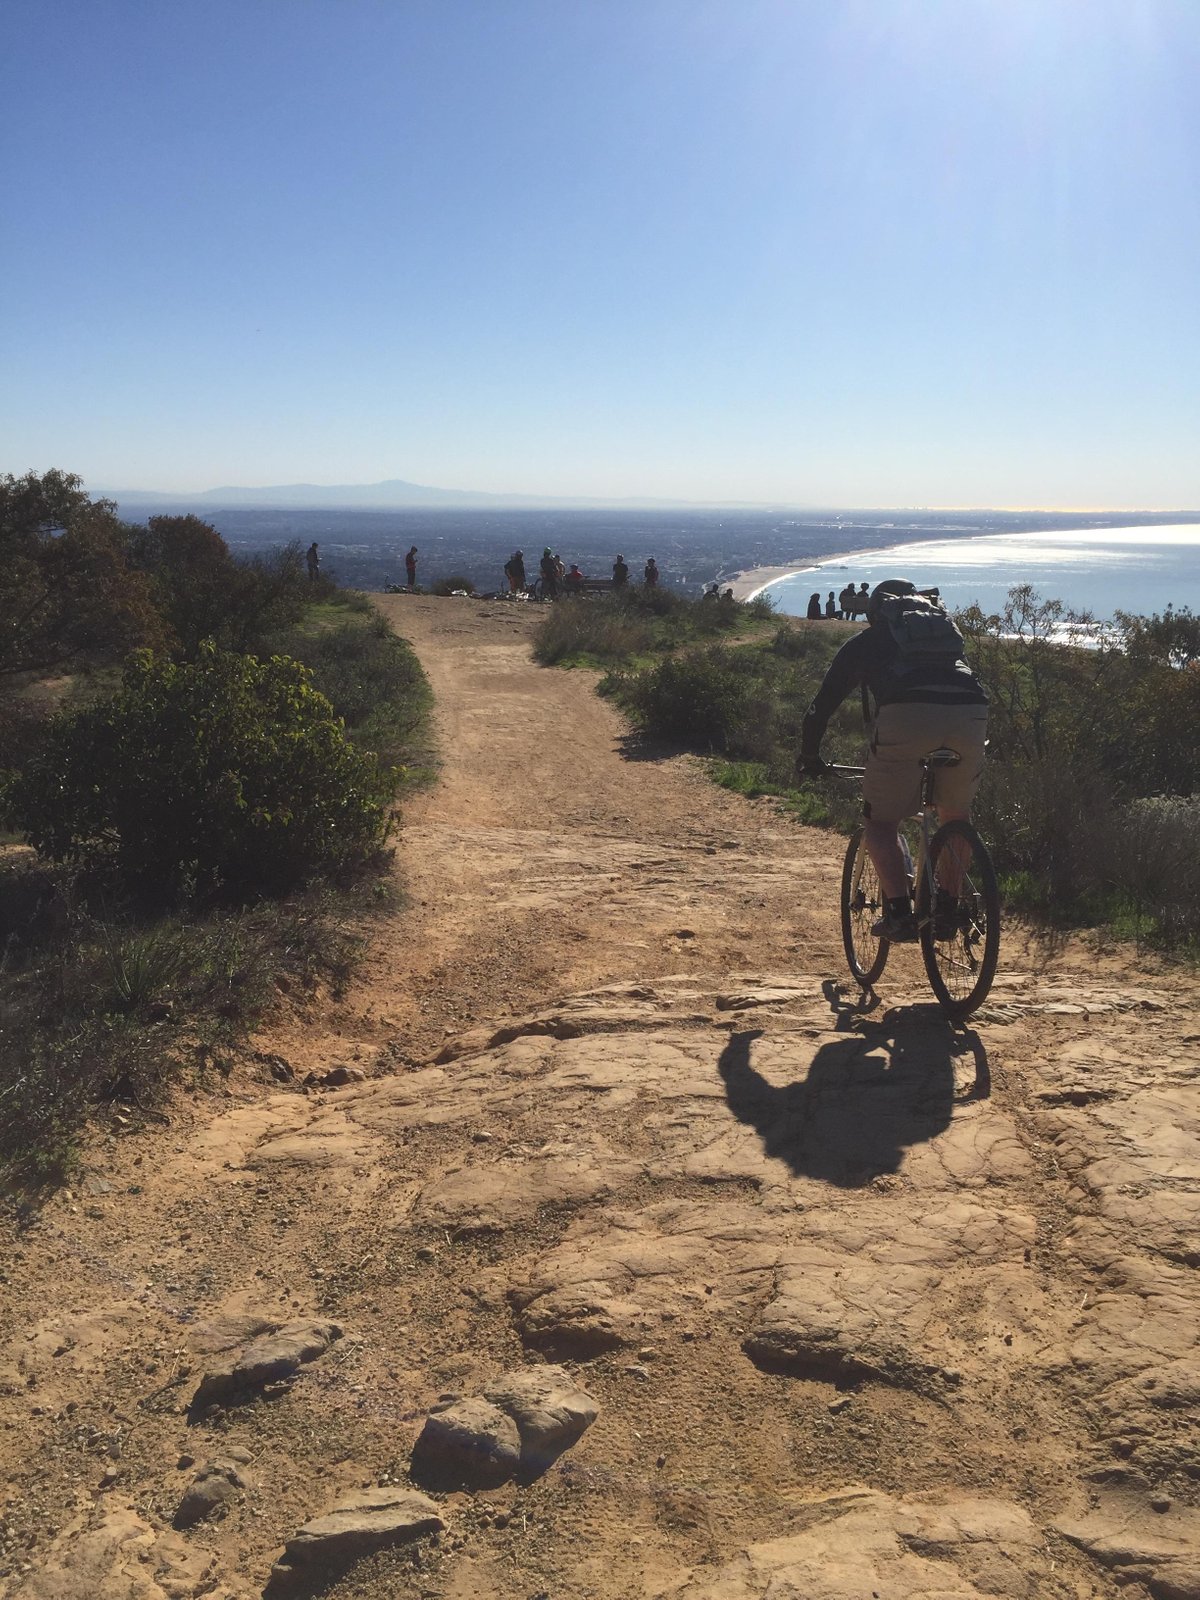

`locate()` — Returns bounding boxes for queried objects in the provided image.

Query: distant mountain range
[99,477,746,511]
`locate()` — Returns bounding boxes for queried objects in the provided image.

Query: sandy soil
[1,596,1196,1600]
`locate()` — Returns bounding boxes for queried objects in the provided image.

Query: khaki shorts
[863,701,988,822]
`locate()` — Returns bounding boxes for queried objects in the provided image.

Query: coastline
[729,520,1200,623]
[725,563,809,602]
[728,542,904,603]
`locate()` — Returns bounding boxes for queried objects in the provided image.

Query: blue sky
[3,0,1198,506]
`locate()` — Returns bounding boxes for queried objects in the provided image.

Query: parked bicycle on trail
[798,578,997,1016]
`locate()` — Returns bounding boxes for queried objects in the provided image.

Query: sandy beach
[725,562,808,601]
[727,548,889,603]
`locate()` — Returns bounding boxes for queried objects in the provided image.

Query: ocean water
[755,525,1200,623]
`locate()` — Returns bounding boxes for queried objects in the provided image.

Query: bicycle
[826,749,1001,1020]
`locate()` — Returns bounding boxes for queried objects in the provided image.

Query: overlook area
[2,595,1196,1600]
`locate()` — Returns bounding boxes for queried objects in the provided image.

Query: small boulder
[305,1065,366,1088]
[410,1363,599,1487]
[411,1396,522,1487]
[174,1460,246,1528]
[266,1488,444,1595]
[482,1364,599,1467]
[190,1319,342,1410]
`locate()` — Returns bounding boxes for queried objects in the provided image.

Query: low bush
[5,644,394,900]
[532,587,775,667]
[972,757,1119,920]
[284,615,434,778]
[604,647,778,756]
[1109,795,1200,949]
[534,600,657,666]
[430,574,475,596]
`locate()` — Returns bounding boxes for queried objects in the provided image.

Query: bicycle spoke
[841,827,889,988]
[918,821,1001,1018]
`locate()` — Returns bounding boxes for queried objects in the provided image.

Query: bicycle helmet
[866,578,916,623]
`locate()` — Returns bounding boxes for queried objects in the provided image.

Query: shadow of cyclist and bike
[717,987,990,1189]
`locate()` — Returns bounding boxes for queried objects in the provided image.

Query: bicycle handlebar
[823,763,865,778]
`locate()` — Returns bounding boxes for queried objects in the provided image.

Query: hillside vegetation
[0,469,432,1188]
[536,584,1200,950]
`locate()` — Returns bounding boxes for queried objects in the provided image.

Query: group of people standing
[806,580,871,621]
[503,549,659,599]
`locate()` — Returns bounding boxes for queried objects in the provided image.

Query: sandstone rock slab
[1057,1496,1200,1599]
[266,1488,444,1596]
[190,1318,342,1409]
[10,1499,248,1599]
[746,1202,1041,1390]
[662,1487,1041,1599]
[415,1139,644,1232]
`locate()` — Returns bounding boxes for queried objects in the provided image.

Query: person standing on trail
[539,547,559,599]
[838,582,856,618]
[798,579,988,944]
[644,557,659,588]
[405,546,418,589]
[504,550,526,593]
[306,542,320,581]
[612,554,629,587]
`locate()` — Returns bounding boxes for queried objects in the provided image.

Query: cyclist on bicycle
[798,578,988,942]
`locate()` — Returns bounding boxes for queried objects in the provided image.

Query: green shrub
[534,600,657,666]
[283,616,433,775]
[128,518,317,659]
[5,644,394,899]
[533,588,774,667]
[1,469,166,680]
[605,647,777,754]
[1108,795,1200,948]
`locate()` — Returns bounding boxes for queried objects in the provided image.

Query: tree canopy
[0,469,163,678]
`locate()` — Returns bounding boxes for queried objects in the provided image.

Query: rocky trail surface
[1,597,1197,1599]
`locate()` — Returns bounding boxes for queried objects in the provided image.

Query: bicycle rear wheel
[917,820,1001,1019]
[840,827,889,988]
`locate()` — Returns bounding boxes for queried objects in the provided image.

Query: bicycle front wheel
[840,826,889,988]
[917,820,1000,1019]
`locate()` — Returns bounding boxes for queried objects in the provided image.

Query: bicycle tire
[840,827,889,988]
[917,819,1001,1019]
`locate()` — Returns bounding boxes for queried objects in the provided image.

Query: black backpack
[875,590,965,672]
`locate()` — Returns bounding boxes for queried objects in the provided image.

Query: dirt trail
[2,597,1197,1600]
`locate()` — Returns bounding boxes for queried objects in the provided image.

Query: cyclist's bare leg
[864,819,909,900]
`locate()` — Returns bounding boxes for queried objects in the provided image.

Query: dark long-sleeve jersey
[799,624,987,760]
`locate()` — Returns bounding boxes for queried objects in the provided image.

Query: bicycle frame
[827,750,1001,1017]
[827,754,949,931]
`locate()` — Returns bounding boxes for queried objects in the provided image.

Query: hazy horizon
[96,475,1200,517]
[6,1,1198,506]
